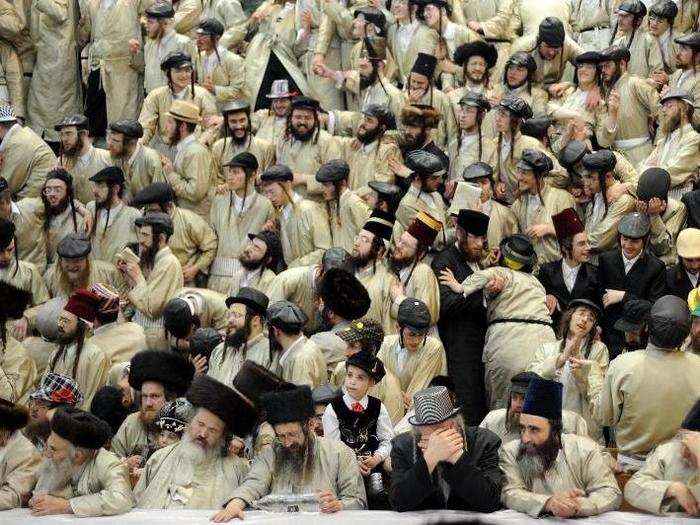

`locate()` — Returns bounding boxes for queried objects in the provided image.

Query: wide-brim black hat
[0,398,28,431]
[347,350,386,382]
[319,268,371,321]
[453,41,498,69]
[233,360,290,408]
[456,209,489,237]
[226,287,269,315]
[262,385,314,426]
[362,209,395,241]
[132,182,174,205]
[637,168,671,202]
[51,407,112,449]
[186,375,258,436]
[129,350,195,396]
[568,298,602,319]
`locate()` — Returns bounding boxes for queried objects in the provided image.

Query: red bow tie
[351,402,364,413]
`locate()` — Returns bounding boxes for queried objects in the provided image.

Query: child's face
[157,430,181,449]
[344,341,362,358]
[344,365,373,400]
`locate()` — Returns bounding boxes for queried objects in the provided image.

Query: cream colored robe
[482,0,572,42]
[44,260,124,299]
[447,133,498,181]
[143,31,194,94]
[0,431,40,510]
[87,202,141,264]
[267,265,319,333]
[386,21,438,86]
[135,441,249,509]
[211,136,276,185]
[88,321,147,365]
[112,412,155,459]
[337,137,401,197]
[208,191,274,294]
[207,333,274,385]
[43,340,111,409]
[391,262,441,329]
[45,206,86,266]
[172,0,200,35]
[511,184,577,265]
[400,87,458,151]
[250,110,287,143]
[355,262,398,338]
[612,31,663,80]
[585,193,636,255]
[0,336,37,405]
[624,439,700,515]
[278,197,332,268]
[326,189,371,253]
[10,197,47,272]
[378,334,447,401]
[128,246,183,350]
[570,0,613,51]
[500,433,622,517]
[59,147,113,205]
[169,206,218,280]
[229,436,367,510]
[480,407,589,445]
[668,68,700,128]
[0,124,56,199]
[26,0,81,142]
[394,187,448,252]
[0,40,24,119]
[162,138,214,219]
[62,448,135,517]
[0,259,50,308]
[648,199,687,267]
[597,73,660,168]
[201,0,247,50]
[194,47,247,107]
[113,143,165,204]
[175,287,228,331]
[484,199,519,251]
[595,346,700,457]
[226,267,277,297]
[528,339,608,442]
[510,35,583,88]
[279,336,327,388]
[461,267,555,409]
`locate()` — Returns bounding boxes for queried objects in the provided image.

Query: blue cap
[522,376,562,421]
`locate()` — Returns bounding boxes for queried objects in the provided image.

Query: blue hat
[522,376,562,421]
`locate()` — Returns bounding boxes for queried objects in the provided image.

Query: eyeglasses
[43,187,64,195]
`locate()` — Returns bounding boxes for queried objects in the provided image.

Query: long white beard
[172,433,216,487]
[35,457,76,495]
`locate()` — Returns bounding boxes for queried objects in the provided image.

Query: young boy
[154,398,195,450]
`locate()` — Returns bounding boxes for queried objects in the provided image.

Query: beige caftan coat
[10,197,47,271]
[585,193,636,255]
[356,262,400,336]
[267,265,319,332]
[88,321,147,365]
[0,40,24,119]
[480,407,589,445]
[0,336,38,405]
[0,431,41,510]
[207,333,274,385]
[194,47,247,107]
[392,262,441,329]
[648,199,687,267]
[113,143,164,204]
[612,31,663,80]
[211,136,276,185]
[168,206,217,281]
[143,31,195,94]
[44,260,123,299]
[112,412,155,459]
[201,0,247,50]
[87,202,141,264]
[337,137,401,197]
[326,189,371,253]
[0,124,56,199]
[135,441,249,509]
[279,335,326,388]
[278,197,332,268]
[59,147,113,205]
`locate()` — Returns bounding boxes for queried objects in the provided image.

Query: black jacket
[597,249,666,357]
[389,424,503,512]
[538,258,599,326]
[431,245,488,425]
[665,263,695,301]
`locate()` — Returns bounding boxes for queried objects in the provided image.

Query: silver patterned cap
[408,386,461,426]
[0,105,17,123]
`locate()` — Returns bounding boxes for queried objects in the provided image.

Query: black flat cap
[558,140,590,169]
[649,0,678,20]
[160,51,192,71]
[506,51,537,73]
[516,149,554,173]
[614,299,652,331]
[462,161,494,181]
[453,41,498,69]
[674,31,700,49]
[618,212,650,239]
[581,150,617,174]
[89,166,125,185]
[660,89,694,105]
[54,114,88,132]
[135,212,174,236]
[520,116,552,141]
[362,104,396,129]
[226,287,270,315]
[315,159,350,183]
[368,180,401,198]
[398,298,431,334]
[132,182,175,205]
[617,0,646,16]
[291,96,320,112]
[224,151,259,171]
[499,94,533,119]
[109,119,143,138]
[538,17,565,47]
[568,298,602,319]
[260,164,293,183]
[57,233,91,258]
[321,246,353,273]
[406,150,446,177]
[510,371,540,394]
[459,91,491,112]
[163,298,194,338]
[457,209,489,236]
[267,300,307,332]
[353,6,386,32]
[575,51,603,66]
[637,168,671,202]
[600,45,631,63]
[220,99,250,114]
[197,18,225,36]
[145,1,175,17]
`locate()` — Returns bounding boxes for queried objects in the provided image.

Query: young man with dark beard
[54,115,112,205]
[229,231,283,296]
[208,287,272,385]
[447,91,496,180]
[251,80,296,143]
[210,101,275,185]
[446,41,498,115]
[213,385,366,522]
[275,96,342,202]
[24,373,84,453]
[613,299,652,352]
[392,105,449,184]
[500,377,621,518]
[336,104,403,197]
[29,407,134,517]
[43,289,110,410]
[639,90,700,200]
[666,32,700,128]
[119,212,183,350]
[111,350,194,475]
[86,167,140,264]
[136,376,255,510]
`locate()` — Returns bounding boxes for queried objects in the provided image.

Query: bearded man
[0,281,36,405]
[135,375,255,509]
[625,399,700,516]
[208,288,272,384]
[639,90,700,200]
[40,169,85,266]
[112,350,194,473]
[668,32,700,128]
[107,120,164,203]
[54,115,112,204]
[480,372,589,445]
[162,287,229,354]
[213,385,366,521]
[251,80,295,143]
[87,167,140,264]
[500,377,621,517]
[447,91,496,180]
[228,231,283,296]
[0,398,41,509]
[28,408,134,517]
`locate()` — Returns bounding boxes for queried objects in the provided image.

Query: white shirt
[96,203,123,229]
[561,260,580,293]
[396,21,419,53]
[278,334,306,368]
[240,267,262,289]
[686,270,699,288]
[281,192,303,222]
[588,192,606,229]
[622,252,641,274]
[321,393,394,460]
[174,134,197,165]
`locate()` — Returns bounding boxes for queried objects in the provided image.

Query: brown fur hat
[400,104,441,129]
[0,398,29,431]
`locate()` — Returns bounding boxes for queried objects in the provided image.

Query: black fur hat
[90,386,129,435]
[0,398,29,431]
[51,407,112,449]
[262,385,314,425]
[129,350,195,396]
[233,360,291,408]
[186,375,258,437]
[319,268,371,321]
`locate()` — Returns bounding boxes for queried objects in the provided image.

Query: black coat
[538,258,600,326]
[431,245,488,425]
[665,263,695,301]
[597,249,666,358]
[389,424,503,512]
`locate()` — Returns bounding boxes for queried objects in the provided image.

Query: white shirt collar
[279,334,306,367]
[10,201,20,216]
[281,192,303,221]
[343,392,369,409]
[622,252,641,273]
[686,270,699,287]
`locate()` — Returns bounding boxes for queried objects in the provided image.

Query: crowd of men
[0,0,700,520]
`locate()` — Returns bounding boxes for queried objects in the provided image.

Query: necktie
[351,402,364,413]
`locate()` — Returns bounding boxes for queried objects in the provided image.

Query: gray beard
[172,433,220,487]
[273,436,315,487]
[516,447,546,488]
[35,456,76,496]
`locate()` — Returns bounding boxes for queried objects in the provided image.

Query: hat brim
[613,319,644,332]
[225,296,267,315]
[408,406,461,426]
[165,111,202,125]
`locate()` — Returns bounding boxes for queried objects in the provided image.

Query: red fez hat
[64,289,100,324]
[551,208,584,242]
[406,211,443,248]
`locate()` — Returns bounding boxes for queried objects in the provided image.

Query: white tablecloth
[0,509,696,524]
